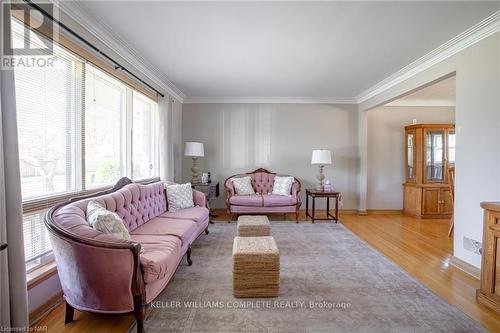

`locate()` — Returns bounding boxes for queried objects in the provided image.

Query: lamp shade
[311,149,332,165]
[184,142,204,157]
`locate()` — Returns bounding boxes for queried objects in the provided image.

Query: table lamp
[185,142,204,183]
[311,149,332,191]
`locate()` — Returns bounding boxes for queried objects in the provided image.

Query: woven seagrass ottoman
[232,236,280,298]
[237,215,271,237]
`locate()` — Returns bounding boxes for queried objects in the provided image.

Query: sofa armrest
[292,180,302,209]
[224,178,235,208]
[50,233,140,313]
[193,189,207,207]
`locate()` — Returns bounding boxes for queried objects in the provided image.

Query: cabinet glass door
[425,130,444,182]
[406,132,415,181]
[448,130,455,168]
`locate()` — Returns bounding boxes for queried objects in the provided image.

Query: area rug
[129,222,486,333]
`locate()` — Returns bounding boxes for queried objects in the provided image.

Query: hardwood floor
[341,213,500,332]
[37,212,500,332]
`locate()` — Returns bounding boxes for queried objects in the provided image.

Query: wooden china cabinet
[403,124,455,218]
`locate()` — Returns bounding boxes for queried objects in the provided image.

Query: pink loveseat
[44,178,209,333]
[225,168,301,222]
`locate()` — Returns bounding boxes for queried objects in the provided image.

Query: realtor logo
[1,0,56,69]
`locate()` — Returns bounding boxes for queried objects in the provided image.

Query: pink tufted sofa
[225,168,301,222]
[44,178,209,333]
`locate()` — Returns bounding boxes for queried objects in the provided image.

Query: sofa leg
[187,246,193,266]
[134,304,146,333]
[205,227,209,235]
[64,300,74,324]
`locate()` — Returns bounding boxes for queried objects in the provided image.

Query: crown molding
[52,0,186,102]
[356,10,500,104]
[183,96,357,104]
[48,2,500,106]
[385,98,456,107]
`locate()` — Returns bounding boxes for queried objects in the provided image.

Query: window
[11,18,160,269]
[85,64,127,188]
[133,91,158,180]
[15,25,80,201]
[13,19,81,266]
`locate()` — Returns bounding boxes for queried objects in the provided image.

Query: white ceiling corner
[356,10,500,104]
[53,0,186,102]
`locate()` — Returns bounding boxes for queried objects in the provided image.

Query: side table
[192,181,219,224]
[305,189,340,223]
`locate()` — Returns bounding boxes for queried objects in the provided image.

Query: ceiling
[386,76,456,107]
[72,1,499,101]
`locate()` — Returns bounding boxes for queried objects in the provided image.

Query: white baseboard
[450,256,480,280]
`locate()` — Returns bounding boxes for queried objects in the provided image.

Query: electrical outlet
[463,237,482,255]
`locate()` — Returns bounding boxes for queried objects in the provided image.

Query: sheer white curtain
[0,6,29,329]
[158,94,174,181]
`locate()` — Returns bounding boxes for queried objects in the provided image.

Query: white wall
[367,106,455,209]
[27,275,61,313]
[360,32,500,268]
[182,103,359,209]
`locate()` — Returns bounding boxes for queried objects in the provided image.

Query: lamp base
[191,157,200,183]
[316,165,325,191]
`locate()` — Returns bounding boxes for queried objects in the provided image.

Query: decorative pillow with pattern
[86,200,131,240]
[232,176,256,195]
[165,182,194,212]
[272,176,295,197]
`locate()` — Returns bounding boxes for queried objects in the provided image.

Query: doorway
[365,74,456,250]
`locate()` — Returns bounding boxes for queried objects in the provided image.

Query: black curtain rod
[22,0,165,98]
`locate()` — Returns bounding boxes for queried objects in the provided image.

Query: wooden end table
[305,189,340,223]
[192,181,219,224]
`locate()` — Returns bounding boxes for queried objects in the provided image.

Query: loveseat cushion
[262,194,297,207]
[271,176,294,196]
[231,176,256,195]
[160,206,209,224]
[230,194,263,207]
[130,234,181,284]
[131,217,197,247]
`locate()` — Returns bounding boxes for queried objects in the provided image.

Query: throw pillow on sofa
[86,200,131,240]
[272,176,295,196]
[165,182,194,212]
[232,176,255,195]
